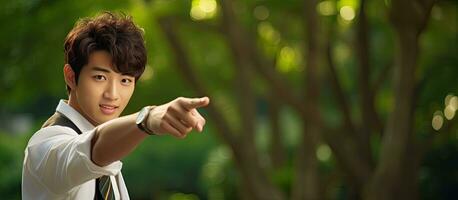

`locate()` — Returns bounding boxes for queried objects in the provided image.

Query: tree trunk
[325,27,373,190]
[365,28,419,200]
[267,95,286,169]
[355,0,377,167]
[365,0,435,198]
[291,0,322,199]
[158,17,284,200]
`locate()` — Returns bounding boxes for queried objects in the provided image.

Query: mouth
[99,104,119,115]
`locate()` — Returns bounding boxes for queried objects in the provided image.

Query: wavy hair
[64,11,147,92]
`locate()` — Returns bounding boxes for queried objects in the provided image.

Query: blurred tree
[154,0,455,199]
[0,0,456,199]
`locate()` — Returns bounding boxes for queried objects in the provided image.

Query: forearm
[91,112,148,166]
[90,97,210,167]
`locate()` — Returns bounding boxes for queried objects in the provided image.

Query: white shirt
[22,100,130,200]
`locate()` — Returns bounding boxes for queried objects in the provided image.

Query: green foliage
[0,0,456,199]
[0,132,29,200]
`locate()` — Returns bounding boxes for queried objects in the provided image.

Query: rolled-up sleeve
[25,126,122,194]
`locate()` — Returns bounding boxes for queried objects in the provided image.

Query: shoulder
[27,126,79,147]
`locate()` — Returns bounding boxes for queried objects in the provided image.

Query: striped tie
[95,176,114,200]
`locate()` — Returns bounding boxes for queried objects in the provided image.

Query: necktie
[95,176,114,200]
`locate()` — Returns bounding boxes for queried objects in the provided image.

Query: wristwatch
[136,106,156,135]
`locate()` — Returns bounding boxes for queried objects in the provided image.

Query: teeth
[101,105,116,109]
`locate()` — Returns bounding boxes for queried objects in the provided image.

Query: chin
[93,114,117,125]
[100,115,118,123]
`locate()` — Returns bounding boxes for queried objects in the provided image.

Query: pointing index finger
[181,97,210,110]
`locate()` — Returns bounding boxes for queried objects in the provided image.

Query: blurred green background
[0,0,457,199]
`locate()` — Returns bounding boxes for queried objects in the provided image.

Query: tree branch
[355,0,376,165]
[157,17,237,147]
[324,11,373,191]
[291,0,322,199]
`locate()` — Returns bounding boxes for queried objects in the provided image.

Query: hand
[146,96,210,138]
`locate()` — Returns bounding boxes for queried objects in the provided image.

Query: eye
[121,78,133,85]
[93,75,106,81]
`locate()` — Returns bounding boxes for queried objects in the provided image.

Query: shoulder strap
[41,112,82,135]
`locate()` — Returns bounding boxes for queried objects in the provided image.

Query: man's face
[72,51,135,125]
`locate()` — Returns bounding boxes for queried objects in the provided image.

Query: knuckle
[167,106,176,113]
[193,118,199,126]
[174,132,182,138]
[176,97,184,103]
[161,114,169,121]
[159,121,167,129]
[187,118,196,126]
[174,130,181,136]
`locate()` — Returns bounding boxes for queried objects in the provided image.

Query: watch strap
[137,106,156,135]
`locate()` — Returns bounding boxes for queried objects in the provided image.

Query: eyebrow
[90,65,134,77]
[90,66,112,73]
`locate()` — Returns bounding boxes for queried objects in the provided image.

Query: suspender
[41,112,105,200]
[42,112,82,134]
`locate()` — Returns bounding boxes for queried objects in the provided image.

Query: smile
[99,104,119,115]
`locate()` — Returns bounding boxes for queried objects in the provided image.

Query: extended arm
[91,97,209,166]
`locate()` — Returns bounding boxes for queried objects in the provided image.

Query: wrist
[145,106,157,133]
[136,106,156,135]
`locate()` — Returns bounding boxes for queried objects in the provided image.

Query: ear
[63,64,77,90]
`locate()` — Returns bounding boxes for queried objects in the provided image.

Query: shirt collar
[55,99,95,132]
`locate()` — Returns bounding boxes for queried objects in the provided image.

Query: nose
[103,80,120,101]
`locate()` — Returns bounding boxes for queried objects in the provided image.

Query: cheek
[120,87,135,106]
[77,81,103,105]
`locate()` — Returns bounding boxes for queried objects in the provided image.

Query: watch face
[136,107,148,124]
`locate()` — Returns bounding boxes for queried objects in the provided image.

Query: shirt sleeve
[24,126,122,194]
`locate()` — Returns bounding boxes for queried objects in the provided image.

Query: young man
[22,12,210,200]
